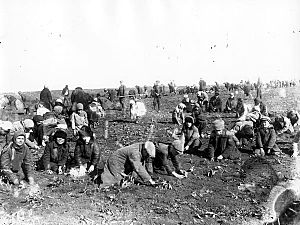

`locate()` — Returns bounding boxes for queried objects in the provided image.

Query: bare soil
[0,86,299,225]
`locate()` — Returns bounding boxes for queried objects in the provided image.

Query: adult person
[40,85,53,110]
[32,115,44,147]
[74,126,102,175]
[153,80,161,112]
[208,92,222,112]
[100,141,156,187]
[208,119,241,161]
[71,103,88,136]
[42,130,69,174]
[255,116,280,156]
[0,130,35,185]
[118,81,126,114]
[224,93,236,113]
[199,78,206,91]
[61,85,70,107]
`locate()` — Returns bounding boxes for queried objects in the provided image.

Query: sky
[0,0,300,92]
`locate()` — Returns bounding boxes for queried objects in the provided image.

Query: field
[0,86,300,225]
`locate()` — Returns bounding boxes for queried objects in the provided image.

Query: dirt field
[0,86,299,225]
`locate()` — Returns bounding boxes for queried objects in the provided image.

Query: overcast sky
[1,0,300,92]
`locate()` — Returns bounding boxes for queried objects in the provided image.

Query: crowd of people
[0,79,299,191]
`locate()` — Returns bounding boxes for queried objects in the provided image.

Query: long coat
[208,129,241,159]
[74,140,101,167]
[153,142,181,175]
[40,87,52,110]
[0,142,33,182]
[256,126,280,151]
[43,141,69,169]
[101,143,152,187]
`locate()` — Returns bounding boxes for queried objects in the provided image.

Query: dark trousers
[153,97,160,111]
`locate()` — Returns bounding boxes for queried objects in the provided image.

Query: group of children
[0,89,300,189]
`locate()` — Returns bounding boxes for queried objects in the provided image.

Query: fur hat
[0,121,13,131]
[54,129,67,140]
[212,119,225,131]
[185,116,194,124]
[23,119,34,128]
[145,141,156,158]
[13,130,26,142]
[33,115,43,123]
[76,103,84,110]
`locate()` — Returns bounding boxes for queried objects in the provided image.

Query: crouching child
[74,126,102,176]
[42,129,69,174]
[0,130,35,185]
[208,119,241,161]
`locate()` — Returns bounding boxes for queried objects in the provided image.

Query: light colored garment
[129,100,146,120]
[36,107,50,116]
[71,111,88,130]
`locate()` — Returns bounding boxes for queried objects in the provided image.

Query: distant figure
[153,80,161,112]
[256,78,262,99]
[61,85,70,106]
[40,85,53,110]
[118,81,126,114]
[199,78,206,91]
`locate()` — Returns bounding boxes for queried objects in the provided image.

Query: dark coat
[182,125,200,147]
[0,142,33,181]
[101,143,152,186]
[153,142,181,175]
[199,80,206,91]
[256,126,279,151]
[43,141,69,169]
[40,87,52,110]
[118,85,126,98]
[224,98,236,112]
[74,140,101,166]
[208,130,241,159]
[209,96,222,112]
[153,84,161,98]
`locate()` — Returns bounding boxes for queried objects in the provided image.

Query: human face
[186,122,192,128]
[262,121,270,128]
[15,136,25,146]
[56,137,65,145]
[216,130,222,135]
[83,136,91,144]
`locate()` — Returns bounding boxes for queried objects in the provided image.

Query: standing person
[40,85,53,110]
[100,141,156,187]
[153,80,161,112]
[0,130,35,185]
[118,81,126,114]
[256,78,262,99]
[42,130,69,174]
[61,85,70,107]
[71,103,89,136]
[199,78,206,91]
